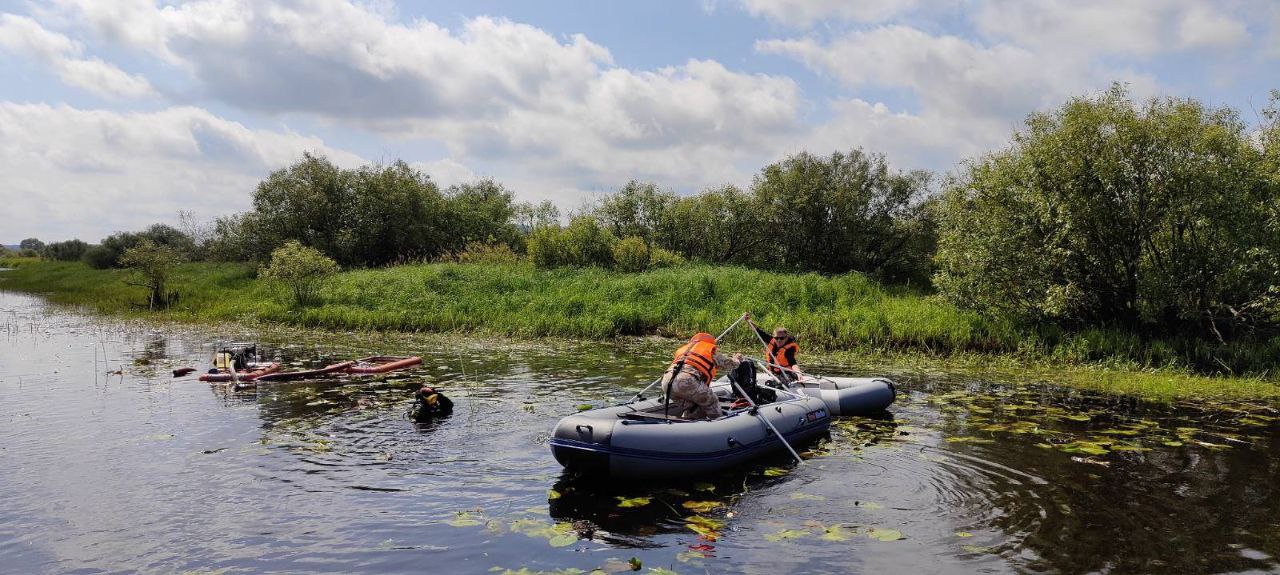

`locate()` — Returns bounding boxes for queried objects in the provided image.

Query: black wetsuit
[411,390,454,422]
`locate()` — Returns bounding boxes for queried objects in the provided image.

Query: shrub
[527,226,566,268]
[611,236,650,272]
[935,84,1279,338]
[82,245,116,269]
[260,240,339,306]
[451,242,521,265]
[120,240,185,310]
[562,216,615,267]
[527,217,616,268]
[44,239,89,261]
[649,247,685,269]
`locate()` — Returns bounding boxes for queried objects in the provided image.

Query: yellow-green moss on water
[2,260,1277,403]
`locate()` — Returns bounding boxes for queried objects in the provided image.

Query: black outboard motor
[213,343,258,372]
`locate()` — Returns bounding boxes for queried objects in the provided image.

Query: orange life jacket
[766,337,799,376]
[672,332,718,384]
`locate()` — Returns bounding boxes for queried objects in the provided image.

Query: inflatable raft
[550,381,830,479]
[253,361,355,383]
[198,362,281,382]
[788,376,896,416]
[348,356,423,374]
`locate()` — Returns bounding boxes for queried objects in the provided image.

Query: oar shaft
[631,313,748,403]
[728,378,804,464]
[715,313,748,342]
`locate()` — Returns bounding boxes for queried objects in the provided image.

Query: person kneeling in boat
[410,385,453,423]
[661,332,741,420]
[749,316,803,383]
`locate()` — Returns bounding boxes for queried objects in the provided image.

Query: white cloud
[413,157,476,189]
[0,102,364,242]
[6,0,1275,246]
[737,0,933,26]
[1178,4,1250,50]
[759,23,1168,169]
[0,13,156,98]
[758,25,1087,122]
[46,0,805,194]
[974,0,1250,56]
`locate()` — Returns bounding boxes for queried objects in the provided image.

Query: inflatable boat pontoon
[550,380,831,479]
[788,375,896,416]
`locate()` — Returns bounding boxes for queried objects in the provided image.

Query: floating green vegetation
[684,516,723,539]
[866,528,904,542]
[922,378,1276,466]
[615,496,652,508]
[760,522,905,544]
[680,500,720,512]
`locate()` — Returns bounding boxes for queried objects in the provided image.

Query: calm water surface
[1,290,1278,574]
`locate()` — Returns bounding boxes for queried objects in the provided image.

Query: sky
[2,0,1278,243]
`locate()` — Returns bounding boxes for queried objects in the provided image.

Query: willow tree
[935,85,1280,338]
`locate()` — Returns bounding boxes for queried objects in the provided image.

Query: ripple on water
[2,291,1279,574]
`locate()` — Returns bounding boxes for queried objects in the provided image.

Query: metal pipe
[728,378,804,465]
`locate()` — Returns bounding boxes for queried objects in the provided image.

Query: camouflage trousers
[661,371,721,420]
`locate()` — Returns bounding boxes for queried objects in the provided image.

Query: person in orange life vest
[748,315,802,382]
[661,332,742,420]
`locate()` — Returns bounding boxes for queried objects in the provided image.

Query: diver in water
[409,385,453,423]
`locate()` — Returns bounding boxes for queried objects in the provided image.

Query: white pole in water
[728,378,804,465]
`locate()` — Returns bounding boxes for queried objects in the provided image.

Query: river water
[1,289,1278,574]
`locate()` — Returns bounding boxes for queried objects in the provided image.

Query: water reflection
[1,289,1278,574]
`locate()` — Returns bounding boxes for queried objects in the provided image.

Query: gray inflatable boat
[550,382,831,479]
[787,375,896,416]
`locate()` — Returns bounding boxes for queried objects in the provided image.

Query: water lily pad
[576,404,594,412]
[762,467,790,477]
[616,496,652,508]
[764,528,809,542]
[962,544,993,554]
[447,511,484,527]
[945,436,994,444]
[548,532,577,547]
[692,482,716,492]
[789,493,825,501]
[859,501,884,510]
[820,524,852,541]
[956,531,973,538]
[867,528,903,541]
[1058,441,1109,456]
[548,489,561,500]
[685,515,724,538]
[681,500,720,512]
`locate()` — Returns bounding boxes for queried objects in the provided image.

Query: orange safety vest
[766,337,799,376]
[672,332,718,384]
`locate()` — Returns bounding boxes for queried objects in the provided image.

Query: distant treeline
[13,85,1280,347]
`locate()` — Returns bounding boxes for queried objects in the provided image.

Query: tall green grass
[3,261,1278,380]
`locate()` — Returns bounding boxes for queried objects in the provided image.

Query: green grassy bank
[2,259,1278,402]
